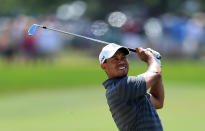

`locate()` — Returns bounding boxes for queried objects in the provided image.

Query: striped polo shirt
[103,75,163,131]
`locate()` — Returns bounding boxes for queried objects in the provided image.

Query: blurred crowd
[0,12,205,63]
[0,15,64,63]
[121,12,205,58]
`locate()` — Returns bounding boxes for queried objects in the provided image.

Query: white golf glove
[146,48,161,66]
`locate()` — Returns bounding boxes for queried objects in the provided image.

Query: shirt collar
[103,76,126,89]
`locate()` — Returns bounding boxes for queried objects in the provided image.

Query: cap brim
[118,47,129,56]
[107,46,129,60]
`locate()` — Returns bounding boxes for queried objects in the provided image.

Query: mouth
[119,66,128,70]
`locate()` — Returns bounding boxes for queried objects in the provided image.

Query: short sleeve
[118,75,147,100]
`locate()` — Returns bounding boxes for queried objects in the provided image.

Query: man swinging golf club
[28,24,164,130]
[99,43,164,131]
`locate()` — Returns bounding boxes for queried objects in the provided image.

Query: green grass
[0,84,205,131]
[0,86,116,131]
[0,53,204,91]
[0,52,205,130]
[159,84,205,130]
[0,53,105,91]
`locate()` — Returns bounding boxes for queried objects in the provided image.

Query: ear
[101,63,106,70]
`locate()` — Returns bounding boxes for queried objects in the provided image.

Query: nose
[118,59,126,65]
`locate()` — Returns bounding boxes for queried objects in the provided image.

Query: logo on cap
[101,56,105,63]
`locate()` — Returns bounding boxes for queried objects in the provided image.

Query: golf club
[28,24,161,59]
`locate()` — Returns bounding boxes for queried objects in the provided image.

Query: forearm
[149,76,164,109]
[147,57,161,75]
[143,57,161,89]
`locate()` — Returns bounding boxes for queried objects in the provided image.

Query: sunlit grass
[0,84,204,131]
[0,52,204,92]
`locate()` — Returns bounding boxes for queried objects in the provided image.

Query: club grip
[128,47,162,60]
[128,48,136,53]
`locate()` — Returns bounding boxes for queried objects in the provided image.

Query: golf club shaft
[38,25,136,53]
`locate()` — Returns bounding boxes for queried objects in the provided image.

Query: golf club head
[28,24,38,35]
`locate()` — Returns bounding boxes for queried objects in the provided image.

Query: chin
[118,72,128,77]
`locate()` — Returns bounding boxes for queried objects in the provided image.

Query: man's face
[101,49,129,78]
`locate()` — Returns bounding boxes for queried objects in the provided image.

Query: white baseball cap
[99,43,129,64]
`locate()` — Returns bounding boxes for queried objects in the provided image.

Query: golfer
[99,43,164,131]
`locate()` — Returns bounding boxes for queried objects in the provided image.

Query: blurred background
[0,0,205,131]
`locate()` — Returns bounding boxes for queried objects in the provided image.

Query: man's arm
[149,77,164,109]
[136,47,164,109]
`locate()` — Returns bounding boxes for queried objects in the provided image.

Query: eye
[111,57,118,62]
[115,57,119,60]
